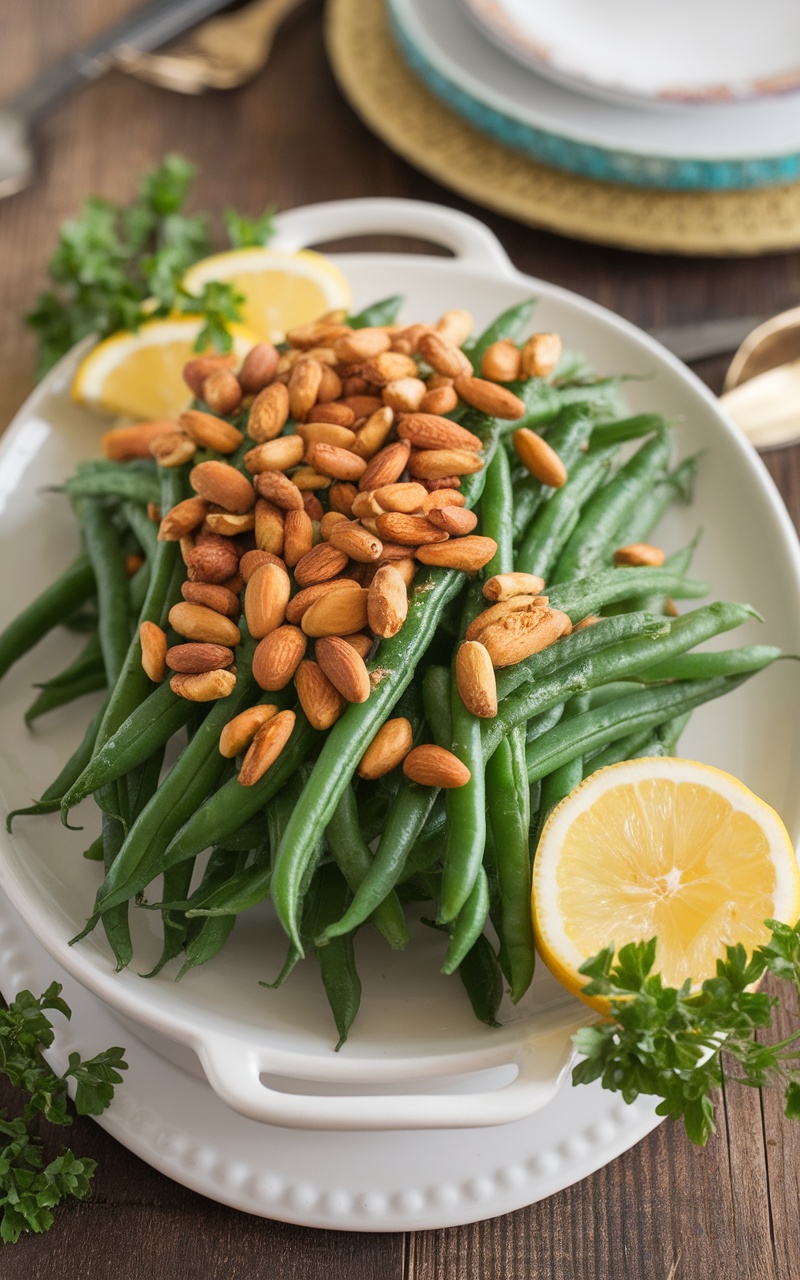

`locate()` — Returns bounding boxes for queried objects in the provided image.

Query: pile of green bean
[1,296,781,1045]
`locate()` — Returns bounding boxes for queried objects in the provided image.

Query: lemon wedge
[532,757,800,1009]
[181,247,351,343]
[72,316,257,420]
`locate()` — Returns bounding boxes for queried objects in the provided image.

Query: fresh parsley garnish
[27,153,274,378]
[0,982,127,1243]
[572,919,800,1147]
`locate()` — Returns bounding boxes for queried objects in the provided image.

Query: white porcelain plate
[461,0,800,110]
[1,199,800,1149]
[389,0,800,189]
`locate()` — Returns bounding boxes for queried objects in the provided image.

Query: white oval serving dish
[1,198,800,1133]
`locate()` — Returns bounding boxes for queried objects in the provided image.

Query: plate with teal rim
[386,0,800,190]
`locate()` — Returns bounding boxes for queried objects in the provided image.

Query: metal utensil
[118,0,303,94]
[0,0,233,201]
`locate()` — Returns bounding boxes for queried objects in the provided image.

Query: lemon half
[532,756,800,1008]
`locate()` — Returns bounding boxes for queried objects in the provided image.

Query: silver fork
[0,0,233,200]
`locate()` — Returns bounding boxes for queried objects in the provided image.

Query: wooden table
[1,2,799,1275]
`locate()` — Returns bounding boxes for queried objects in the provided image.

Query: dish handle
[269,197,514,274]
[194,1027,577,1130]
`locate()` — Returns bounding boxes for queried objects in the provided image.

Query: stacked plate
[386,0,800,190]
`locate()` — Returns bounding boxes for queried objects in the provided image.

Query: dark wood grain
[2,1,800,1276]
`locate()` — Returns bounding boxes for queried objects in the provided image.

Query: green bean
[272,410,502,951]
[348,296,405,329]
[144,860,197,978]
[31,632,103,692]
[73,496,131,687]
[422,664,452,747]
[617,533,701,617]
[511,404,596,541]
[656,711,692,755]
[24,663,107,724]
[176,907,240,980]
[465,298,536,367]
[584,725,666,773]
[458,934,503,1027]
[324,786,409,950]
[545,566,709,622]
[83,834,104,861]
[485,735,534,1001]
[550,431,674,582]
[588,413,670,449]
[512,377,625,434]
[526,702,566,743]
[481,447,514,577]
[66,460,160,507]
[516,445,618,579]
[0,554,95,683]
[99,813,132,971]
[526,674,751,782]
[441,867,491,974]
[633,643,783,683]
[308,864,361,1049]
[120,499,159,560]
[619,455,700,547]
[530,693,589,857]
[7,691,111,829]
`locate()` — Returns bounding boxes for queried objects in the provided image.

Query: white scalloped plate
[0,892,660,1230]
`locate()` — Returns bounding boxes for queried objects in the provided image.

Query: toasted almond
[238,709,296,786]
[382,377,427,412]
[287,315,349,348]
[244,435,305,474]
[316,635,371,703]
[397,413,482,452]
[125,553,144,577]
[150,431,197,468]
[244,562,291,639]
[187,534,241,587]
[204,510,255,536]
[301,586,370,637]
[418,384,459,416]
[179,409,243,453]
[360,351,418,386]
[139,621,167,682]
[350,406,394,461]
[239,342,280,394]
[455,641,497,718]
[183,353,238,397]
[573,615,602,631]
[239,549,286,582]
[147,502,161,522]
[374,512,449,546]
[252,625,307,690]
[288,357,323,421]
[482,572,546,602]
[342,632,374,659]
[359,440,411,491]
[407,449,483,481]
[513,428,567,488]
[285,577,359,624]
[453,376,526,420]
[340,394,384,419]
[181,581,241,618]
[391,323,430,355]
[333,328,391,363]
[358,717,414,780]
[291,466,332,490]
[328,520,383,562]
[393,557,417,588]
[520,332,562,379]
[340,376,369,397]
[102,420,180,461]
[427,506,478,535]
[220,572,244,596]
[253,470,304,511]
[376,541,418,563]
[371,481,428,513]
[283,508,314,569]
[420,475,462,492]
[317,364,342,403]
[189,460,255,513]
[327,482,357,515]
[402,744,470,788]
[472,603,567,668]
[481,340,522,383]
[202,368,242,417]
[367,563,408,638]
[157,497,209,541]
[303,491,325,521]
[168,602,242,647]
[435,309,473,347]
[301,413,356,439]
[170,669,237,702]
[219,703,279,757]
[419,488,466,512]
[293,542,349,587]
[416,535,497,571]
[665,598,681,618]
[166,642,235,674]
[254,498,285,556]
[613,542,666,568]
[320,510,350,539]
[294,659,345,729]
[466,595,546,642]
[349,491,384,519]
[306,441,367,482]
[248,381,290,442]
[417,330,472,379]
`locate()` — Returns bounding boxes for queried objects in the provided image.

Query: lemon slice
[181,247,352,343]
[532,757,800,1008]
[71,317,257,420]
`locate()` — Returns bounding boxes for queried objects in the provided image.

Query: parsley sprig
[0,983,127,1243]
[572,919,800,1147]
[27,154,274,378]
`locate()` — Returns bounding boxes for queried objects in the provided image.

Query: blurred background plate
[459,0,800,112]
[386,0,800,190]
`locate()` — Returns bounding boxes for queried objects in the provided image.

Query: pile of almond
[104,306,570,792]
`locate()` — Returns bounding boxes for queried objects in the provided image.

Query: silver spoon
[0,0,233,202]
[719,307,800,449]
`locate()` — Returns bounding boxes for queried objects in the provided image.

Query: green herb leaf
[224,205,276,248]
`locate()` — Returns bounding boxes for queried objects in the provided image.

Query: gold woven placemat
[325,0,800,256]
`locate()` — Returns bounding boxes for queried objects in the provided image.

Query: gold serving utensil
[719,307,800,449]
[117,0,304,93]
